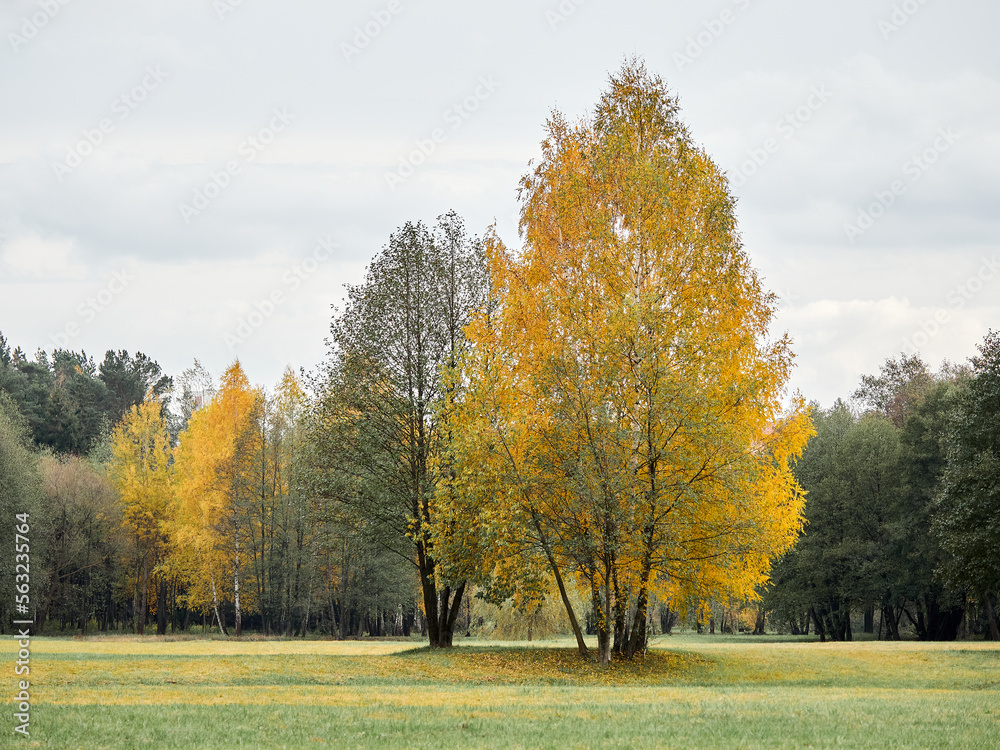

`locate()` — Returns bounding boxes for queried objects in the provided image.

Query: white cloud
[1,234,88,280]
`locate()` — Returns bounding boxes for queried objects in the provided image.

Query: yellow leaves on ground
[12,636,998,712]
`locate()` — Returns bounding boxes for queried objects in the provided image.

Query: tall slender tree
[311,211,486,648]
[173,362,261,636]
[110,395,174,634]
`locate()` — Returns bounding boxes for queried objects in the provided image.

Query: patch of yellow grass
[0,637,418,657]
[661,637,1000,686]
[12,634,1000,717]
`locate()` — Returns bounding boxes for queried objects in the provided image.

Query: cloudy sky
[1,0,997,407]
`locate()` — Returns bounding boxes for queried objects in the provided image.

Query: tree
[99,350,173,426]
[173,359,216,438]
[173,362,262,636]
[243,367,325,635]
[110,396,174,635]
[36,455,123,634]
[854,353,934,428]
[0,392,41,632]
[443,60,813,663]
[769,356,970,642]
[0,334,170,456]
[770,404,905,641]
[848,355,968,640]
[896,376,966,640]
[935,330,1000,639]
[311,211,486,648]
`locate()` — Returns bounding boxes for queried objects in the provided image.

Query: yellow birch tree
[172,361,262,636]
[440,59,814,664]
[109,394,174,635]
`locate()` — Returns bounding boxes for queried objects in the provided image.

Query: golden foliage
[438,59,814,660]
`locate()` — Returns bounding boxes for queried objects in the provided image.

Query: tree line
[765,342,1000,641]
[0,347,420,638]
[1,59,995,653]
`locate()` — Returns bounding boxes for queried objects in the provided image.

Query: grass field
[2,634,998,748]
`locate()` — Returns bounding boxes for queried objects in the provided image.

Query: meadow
[2,634,998,749]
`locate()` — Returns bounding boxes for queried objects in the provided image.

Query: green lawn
[2,634,998,748]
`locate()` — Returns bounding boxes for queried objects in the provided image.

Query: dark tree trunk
[420,567,440,647]
[985,594,1000,641]
[660,605,677,635]
[137,557,148,636]
[156,577,168,636]
[625,584,651,658]
[810,607,826,643]
[591,577,611,665]
[436,581,466,648]
[611,571,627,655]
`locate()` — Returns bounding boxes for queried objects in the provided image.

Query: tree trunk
[234,527,242,637]
[413,527,446,647]
[810,606,826,643]
[419,555,441,648]
[338,541,349,640]
[156,576,168,636]
[137,556,149,636]
[210,568,228,636]
[302,572,313,638]
[625,584,651,658]
[436,581,466,648]
[985,594,1000,641]
[534,516,588,656]
[612,569,628,655]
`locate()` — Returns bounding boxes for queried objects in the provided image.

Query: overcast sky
[1,0,997,407]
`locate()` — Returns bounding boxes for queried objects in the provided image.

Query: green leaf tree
[935,330,1000,639]
[312,211,486,648]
